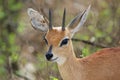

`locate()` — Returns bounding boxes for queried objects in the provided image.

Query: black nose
[45,53,53,60]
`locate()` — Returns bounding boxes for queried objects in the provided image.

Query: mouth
[50,57,58,61]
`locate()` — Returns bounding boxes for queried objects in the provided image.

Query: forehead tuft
[45,27,68,46]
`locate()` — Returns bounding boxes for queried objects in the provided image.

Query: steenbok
[27,6,120,80]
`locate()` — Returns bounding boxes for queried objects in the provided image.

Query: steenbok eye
[60,38,69,47]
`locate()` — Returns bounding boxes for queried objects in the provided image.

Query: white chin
[50,55,66,65]
[56,57,66,65]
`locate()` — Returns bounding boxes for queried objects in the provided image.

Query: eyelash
[60,38,69,47]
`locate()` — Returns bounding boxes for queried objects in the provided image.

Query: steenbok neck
[57,40,82,80]
[57,40,76,65]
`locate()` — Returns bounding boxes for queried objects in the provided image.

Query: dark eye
[60,38,69,47]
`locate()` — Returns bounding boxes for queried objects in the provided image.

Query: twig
[72,38,107,48]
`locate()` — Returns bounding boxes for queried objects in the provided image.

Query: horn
[62,8,66,31]
[49,9,52,30]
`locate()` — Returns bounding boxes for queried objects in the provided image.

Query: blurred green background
[0,0,120,80]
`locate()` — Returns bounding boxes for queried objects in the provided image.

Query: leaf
[95,29,104,38]
[100,9,110,18]
[0,55,6,65]
[74,34,89,40]
[8,33,15,45]
[82,47,90,56]
[8,0,23,11]
[88,25,94,31]
[100,1,108,8]
[105,36,112,43]
[17,21,25,33]
[106,21,113,33]
[0,8,6,19]
[10,3,23,11]
[50,76,58,80]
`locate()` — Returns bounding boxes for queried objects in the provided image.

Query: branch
[72,38,107,48]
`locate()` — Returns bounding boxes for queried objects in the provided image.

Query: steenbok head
[27,6,90,65]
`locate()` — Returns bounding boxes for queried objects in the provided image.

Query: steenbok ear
[67,5,91,37]
[27,8,49,32]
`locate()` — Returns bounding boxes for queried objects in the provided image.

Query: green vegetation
[0,0,22,80]
[0,0,120,80]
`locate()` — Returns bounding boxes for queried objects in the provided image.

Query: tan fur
[45,27,70,47]
[45,27,120,80]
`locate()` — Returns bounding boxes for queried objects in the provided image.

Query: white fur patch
[56,56,66,65]
[53,26,62,31]
[52,54,66,65]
